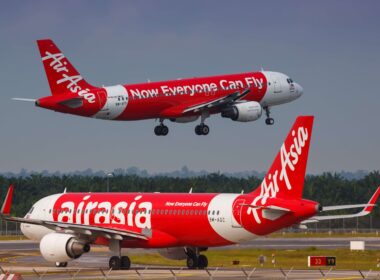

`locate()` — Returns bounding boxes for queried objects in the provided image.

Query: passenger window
[212,210,215,215]
[190,210,194,215]
[217,210,220,215]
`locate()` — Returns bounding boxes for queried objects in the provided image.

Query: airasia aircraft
[14,39,303,135]
[1,116,379,270]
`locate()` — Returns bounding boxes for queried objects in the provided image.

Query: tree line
[0,171,379,228]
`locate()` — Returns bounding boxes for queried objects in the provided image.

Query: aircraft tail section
[251,116,314,200]
[37,39,96,96]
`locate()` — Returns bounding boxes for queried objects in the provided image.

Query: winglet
[363,186,380,213]
[1,185,14,215]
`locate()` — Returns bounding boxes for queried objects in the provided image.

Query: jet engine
[40,233,90,263]
[170,116,199,123]
[158,247,187,260]
[221,101,262,122]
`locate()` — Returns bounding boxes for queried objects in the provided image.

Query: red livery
[1,116,378,270]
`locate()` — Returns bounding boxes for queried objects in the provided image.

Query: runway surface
[1,238,380,279]
[2,236,380,251]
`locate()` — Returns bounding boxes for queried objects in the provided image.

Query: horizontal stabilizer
[302,186,380,224]
[12,98,36,102]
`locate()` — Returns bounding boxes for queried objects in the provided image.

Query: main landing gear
[186,248,208,269]
[264,106,274,125]
[108,240,131,270]
[195,112,210,136]
[109,255,131,270]
[154,119,169,136]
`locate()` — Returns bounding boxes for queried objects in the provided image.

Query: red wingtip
[1,184,14,215]
[364,186,380,212]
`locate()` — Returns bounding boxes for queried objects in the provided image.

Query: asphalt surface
[1,238,380,279]
[2,237,380,251]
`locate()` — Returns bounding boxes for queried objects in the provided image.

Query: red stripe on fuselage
[52,192,231,248]
[117,72,267,120]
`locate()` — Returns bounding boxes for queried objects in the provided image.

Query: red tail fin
[251,116,314,199]
[37,39,95,96]
[1,185,14,215]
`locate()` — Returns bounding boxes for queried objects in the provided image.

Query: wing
[160,88,250,118]
[301,186,380,224]
[0,185,148,241]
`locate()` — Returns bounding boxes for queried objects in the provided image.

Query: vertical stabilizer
[251,116,314,199]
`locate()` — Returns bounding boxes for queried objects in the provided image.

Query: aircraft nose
[294,83,303,97]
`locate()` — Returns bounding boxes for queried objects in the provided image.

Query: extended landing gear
[194,112,210,136]
[264,106,274,125]
[109,255,131,270]
[154,119,169,136]
[55,262,68,268]
[195,124,209,135]
[186,248,208,269]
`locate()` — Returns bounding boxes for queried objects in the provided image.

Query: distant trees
[0,171,379,228]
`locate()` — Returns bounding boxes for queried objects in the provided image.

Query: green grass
[268,231,380,238]
[0,235,27,241]
[131,248,380,270]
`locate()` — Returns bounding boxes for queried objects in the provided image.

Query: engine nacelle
[170,116,199,123]
[158,247,187,260]
[40,233,90,263]
[221,101,262,122]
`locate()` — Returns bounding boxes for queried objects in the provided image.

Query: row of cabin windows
[49,208,221,216]
[131,86,249,100]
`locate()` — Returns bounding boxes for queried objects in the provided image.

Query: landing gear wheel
[109,256,121,270]
[197,255,208,269]
[154,125,162,136]
[120,256,131,270]
[55,262,68,268]
[195,125,202,135]
[195,124,209,135]
[161,125,169,136]
[186,256,198,269]
[265,118,274,125]
[201,125,209,135]
[154,125,169,136]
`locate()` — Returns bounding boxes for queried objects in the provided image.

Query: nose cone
[294,83,303,98]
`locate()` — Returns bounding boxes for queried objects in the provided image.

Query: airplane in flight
[13,39,303,136]
[1,116,379,270]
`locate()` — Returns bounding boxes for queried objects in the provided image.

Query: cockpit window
[287,78,294,84]
[28,207,35,214]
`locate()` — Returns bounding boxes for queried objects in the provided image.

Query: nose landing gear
[264,106,274,125]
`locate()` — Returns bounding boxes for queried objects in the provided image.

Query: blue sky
[0,1,379,174]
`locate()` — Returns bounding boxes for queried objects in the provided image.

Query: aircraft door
[231,199,245,228]
[273,78,282,93]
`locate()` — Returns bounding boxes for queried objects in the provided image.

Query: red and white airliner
[14,39,303,135]
[1,116,379,270]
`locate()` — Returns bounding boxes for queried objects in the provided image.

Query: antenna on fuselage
[241,189,244,194]
[63,188,67,193]
[189,187,193,194]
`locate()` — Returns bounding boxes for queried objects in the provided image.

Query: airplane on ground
[1,116,379,270]
[13,39,303,136]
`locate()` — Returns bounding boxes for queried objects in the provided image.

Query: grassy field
[0,235,27,241]
[268,231,380,238]
[131,248,380,270]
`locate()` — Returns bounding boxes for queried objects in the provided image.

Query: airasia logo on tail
[42,52,96,103]
[248,126,309,224]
